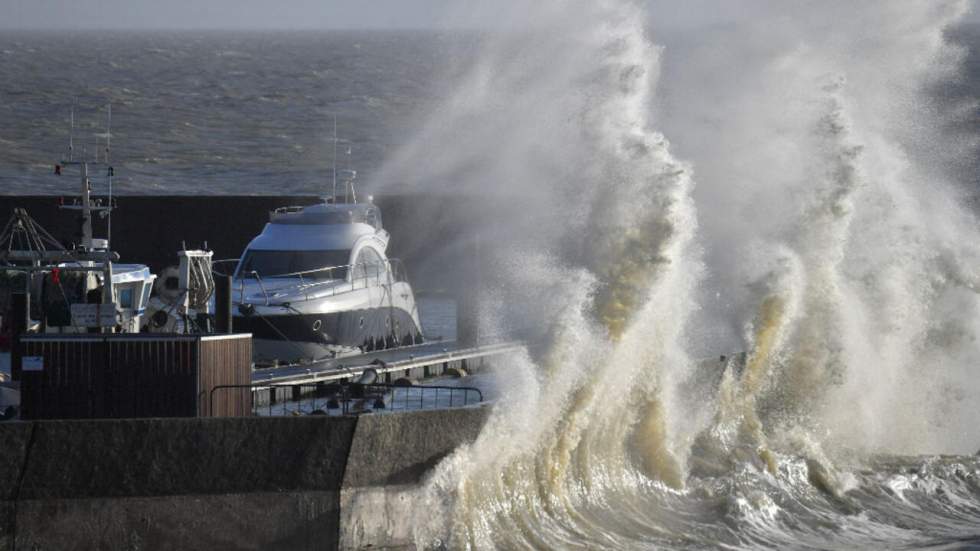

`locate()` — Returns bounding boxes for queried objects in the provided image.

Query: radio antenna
[106,103,113,246]
[105,103,111,164]
[68,100,75,162]
[331,115,338,201]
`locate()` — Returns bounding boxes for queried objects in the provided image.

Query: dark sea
[0,30,469,195]
[1,27,979,196]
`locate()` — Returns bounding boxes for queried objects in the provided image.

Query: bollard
[215,274,233,333]
[356,368,378,385]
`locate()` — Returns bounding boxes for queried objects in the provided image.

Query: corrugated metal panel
[20,333,252,419]
[21,337,104,420]
[198,335,253,417]
[105,337,198,417]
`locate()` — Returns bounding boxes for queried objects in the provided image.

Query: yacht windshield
[236,249,351,279]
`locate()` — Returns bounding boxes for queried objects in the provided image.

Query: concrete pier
[0,407,490,551]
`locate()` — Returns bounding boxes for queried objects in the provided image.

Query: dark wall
[0,196,321,275]
[0,195,475,294]
[0,416,354,551]
[0,407,491,551]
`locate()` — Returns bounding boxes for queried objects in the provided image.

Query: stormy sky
[1,0,979,30]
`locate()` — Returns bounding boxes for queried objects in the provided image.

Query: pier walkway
[251,340,523,385]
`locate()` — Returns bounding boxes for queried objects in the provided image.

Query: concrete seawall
[0,407,490,551]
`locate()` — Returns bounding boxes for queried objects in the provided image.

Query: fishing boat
[0,105,156,336]
[0,106,159,419]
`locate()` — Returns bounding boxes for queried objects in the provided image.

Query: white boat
[222,171,423,365]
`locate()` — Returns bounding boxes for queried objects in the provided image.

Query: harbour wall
[0,406,490,551]
[0,195,485,295]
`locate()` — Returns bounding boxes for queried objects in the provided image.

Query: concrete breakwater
[0,406,489,551]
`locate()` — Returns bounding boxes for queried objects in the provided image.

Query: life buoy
[154,266,182,305]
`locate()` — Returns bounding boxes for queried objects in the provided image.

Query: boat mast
[59,103,115,252]
[105,103,112,247]
[68,100,75,162]
[332,115,338,202]
[56,102,118,316]
[326,117,357,203]
[80,161,92,249]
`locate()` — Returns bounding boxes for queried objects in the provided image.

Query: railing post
[251,272,270,305]
[202,382,482,418]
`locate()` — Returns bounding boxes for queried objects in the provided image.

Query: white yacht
[225,171,423,365]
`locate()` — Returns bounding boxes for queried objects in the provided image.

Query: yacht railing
[213,258,409,306]
[212,259,243,277]
[209,381,483,417]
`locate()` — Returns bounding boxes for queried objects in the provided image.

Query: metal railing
[210,381,483,417]
[213,258,409,306]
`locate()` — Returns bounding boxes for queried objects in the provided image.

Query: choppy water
[7,6,980,550]
[417,295,457,342]
[0,30,462,194]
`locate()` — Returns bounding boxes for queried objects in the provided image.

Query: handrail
[214,258,347,281]
[211,258,240,278]
[221,258,409,305]
[253,258,404,282]
[250,271,270,306]
[209,381,484,417]
[216,258,405,282]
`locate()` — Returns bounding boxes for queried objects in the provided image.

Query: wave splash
[377,0,980,548]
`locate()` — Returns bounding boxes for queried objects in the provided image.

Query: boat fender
[444,367,467,378]
[154,266,182,305]
[151,310,169,329]
[356,367,378,385]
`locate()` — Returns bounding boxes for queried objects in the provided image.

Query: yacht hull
[234,305,423,364]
